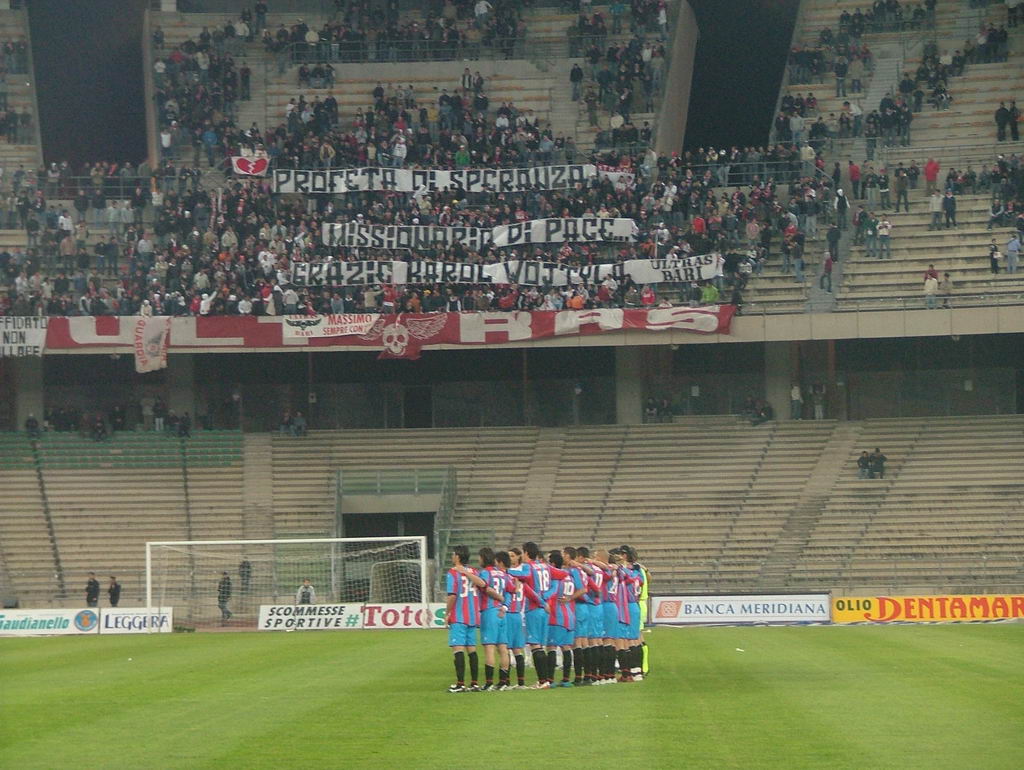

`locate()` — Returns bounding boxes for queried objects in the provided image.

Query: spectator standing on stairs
[1007,233,1021,274]
[790,384,803,421]
[939,272,955,308]
[86,573,100,607]
[929,190,943,230]
[989,239,1002,274]
[108,577,121,607]
[924,272,939,309]
[834,188,849,230]
[924,157,940,196]
[877,216,892,259]
[942,191,957,229]
[834,54,848,97]
[570,63,583,102]
[819,251,833,293]
[996,102,1011,142]
[1010,101,1021,142]
[826,222,841,260]
[811,385,826,420]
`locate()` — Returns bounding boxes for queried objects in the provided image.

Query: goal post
[145,536,430,631]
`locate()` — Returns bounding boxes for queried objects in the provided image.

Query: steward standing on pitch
[85,573,100,607]
[217,572,233,622]
[296,578,316,605]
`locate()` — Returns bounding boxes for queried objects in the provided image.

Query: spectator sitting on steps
[750,400,774,426]
[857,451,871,479]
[24,413,40,439]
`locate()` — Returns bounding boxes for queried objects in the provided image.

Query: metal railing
[284,33,618,66]
[337,466,449,496]
[732,291,1024,317]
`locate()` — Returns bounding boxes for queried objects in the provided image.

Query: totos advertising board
[832,595,1024,623]
[258,603,446,630]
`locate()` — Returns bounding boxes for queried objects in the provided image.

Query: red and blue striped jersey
[583,566,604,605]
[506,570,526,613]
[446,567,481,626]
[508,561,545,611]
[622,565,644,604]
[478,567,510,611]
[600,567,617,603]
[547,567,583,629]
[606,567,632,624]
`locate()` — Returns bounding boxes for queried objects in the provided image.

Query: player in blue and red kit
[509,541,556,688]
[619,544,646,681]
[591,548,639,682]
[446,545,503,693]
[594,549,620,683]
[572,545,605,684]
[546,550,584,687]
[477,547,513,691]
[501,548,539,689]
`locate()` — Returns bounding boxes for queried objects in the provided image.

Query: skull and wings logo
[358,314,449,359]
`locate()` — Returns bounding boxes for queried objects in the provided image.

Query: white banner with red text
[44,307,736,359]
[291,254,723,288]
[651,594,831,625]
[257,602,446,630]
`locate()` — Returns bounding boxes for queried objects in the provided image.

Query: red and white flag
[133,316,171,373]
[231,156,269,176]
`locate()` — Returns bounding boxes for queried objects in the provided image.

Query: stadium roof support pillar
[11,356,42,432]
[615,347,644,424]
[168,353,196,422]
[655,1,699,155]
[765,341,798,421]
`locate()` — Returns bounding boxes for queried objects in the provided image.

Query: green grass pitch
[2,624,1022,768]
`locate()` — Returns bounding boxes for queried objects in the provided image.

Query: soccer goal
[145,537,429,629]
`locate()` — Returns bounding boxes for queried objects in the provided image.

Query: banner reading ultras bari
[274,164,596,194]
[832,595,1024,623]
[292,254,723,288]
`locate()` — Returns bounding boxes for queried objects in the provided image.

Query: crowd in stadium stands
[0,138,905,317]
[779,8,1019,162]
[2,146,1023,318]
[0,38,29,78]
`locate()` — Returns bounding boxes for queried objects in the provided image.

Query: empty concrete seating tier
[0,430,245,605]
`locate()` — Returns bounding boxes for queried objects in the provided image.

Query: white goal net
[146,537,428,628]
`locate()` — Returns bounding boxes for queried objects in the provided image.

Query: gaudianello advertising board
[0,608,100,636]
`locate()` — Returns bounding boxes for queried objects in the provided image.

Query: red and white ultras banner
[46,306,736,360]
[132,316,171,372]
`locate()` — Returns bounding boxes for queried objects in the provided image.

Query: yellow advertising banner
[832,595,1024,623]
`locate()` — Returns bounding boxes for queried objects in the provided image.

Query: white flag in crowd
[133,316,171,373]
